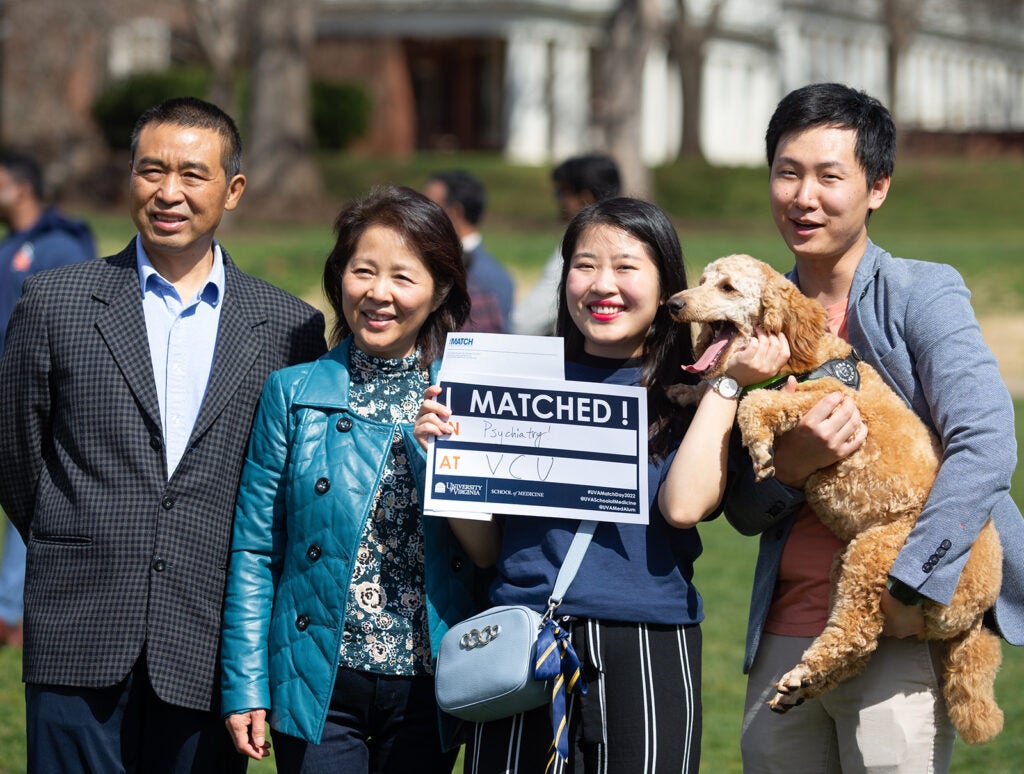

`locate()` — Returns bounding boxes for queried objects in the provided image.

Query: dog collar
[742,349,862,395]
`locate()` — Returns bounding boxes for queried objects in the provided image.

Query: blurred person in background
[510,153,621,336]
[0,149,96,648]
[426,169,515,333]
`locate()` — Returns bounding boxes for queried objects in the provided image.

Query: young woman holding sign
[415,197,788,773]
[219,186,479,773]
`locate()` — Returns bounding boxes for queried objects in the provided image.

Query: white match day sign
[424,373,649,524]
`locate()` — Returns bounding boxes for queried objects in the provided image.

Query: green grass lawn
[0,152,1022,773]
[3,508,1023,774]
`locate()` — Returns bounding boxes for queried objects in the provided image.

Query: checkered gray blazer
[0,241,326,711]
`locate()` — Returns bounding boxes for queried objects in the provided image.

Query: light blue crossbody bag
[434,520,596,722]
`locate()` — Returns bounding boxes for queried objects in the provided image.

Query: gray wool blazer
[0,240,326,711]
[725,240,1024,673]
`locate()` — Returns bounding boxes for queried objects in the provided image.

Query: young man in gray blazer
[0,97,326,772]
[725,82,1024,772]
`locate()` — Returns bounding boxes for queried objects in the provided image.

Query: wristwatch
[708,375,741,399]
[886,577,924,606]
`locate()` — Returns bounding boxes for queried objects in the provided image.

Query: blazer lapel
[188,253,263,443]
[93,242,162,430]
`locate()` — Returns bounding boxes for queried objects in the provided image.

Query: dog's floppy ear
[761,265,827,372]
[759,265,789,335]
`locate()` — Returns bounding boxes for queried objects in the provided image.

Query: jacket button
[922,563,933,573]
[161,495,175,510]
[150,437,162,451]
[337,417,353,432]
[314,478,330,494]
[307,544,322,562]
[296,615,310,631]
[451,557,463,572]
[940,539,952,550]
[152,558,166,572]
[929,553,940,564]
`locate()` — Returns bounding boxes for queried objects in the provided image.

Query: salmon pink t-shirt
[764,298,850,637]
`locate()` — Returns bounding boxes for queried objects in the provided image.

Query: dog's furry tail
[943,620,1004,744]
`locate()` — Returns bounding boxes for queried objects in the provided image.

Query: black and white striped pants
[462,618,702,774]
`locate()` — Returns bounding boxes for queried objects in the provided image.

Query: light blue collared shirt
[137,238,225,476]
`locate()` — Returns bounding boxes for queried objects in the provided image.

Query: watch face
[716,376,740,398]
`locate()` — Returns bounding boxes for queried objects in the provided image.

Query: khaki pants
[741,633,955,774]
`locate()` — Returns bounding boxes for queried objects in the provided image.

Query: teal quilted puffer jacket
[220,338,476,744]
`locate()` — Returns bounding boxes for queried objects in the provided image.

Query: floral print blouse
[338,346,434,676]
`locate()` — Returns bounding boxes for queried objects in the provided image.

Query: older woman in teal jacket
[220,187,475,773]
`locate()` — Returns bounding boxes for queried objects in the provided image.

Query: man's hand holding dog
[772,390,867,489]
[727,331,791,387]
[881,588,927,638]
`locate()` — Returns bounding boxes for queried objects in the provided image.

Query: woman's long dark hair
[555,197,697,459]
[323,186,471,366]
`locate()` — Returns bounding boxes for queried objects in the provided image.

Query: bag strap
[544,520,597,619]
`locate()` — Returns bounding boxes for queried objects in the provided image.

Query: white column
[641,43,677,165]
[919,46,944,130]
[504,28,551,165]
[551,34,590,160]
[1013,69,1024,125]
[776,15,805,93]
[702,41,774,166]
[903,48,923,127]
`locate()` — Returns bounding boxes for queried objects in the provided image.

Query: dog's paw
[748,443,776,481]
[767,691,805,714]
[766,663,813,712]
[666,383,704,408]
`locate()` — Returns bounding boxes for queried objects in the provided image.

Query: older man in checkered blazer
[0,98,326,772]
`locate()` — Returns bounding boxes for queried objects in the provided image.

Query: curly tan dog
[667,254,1004,744]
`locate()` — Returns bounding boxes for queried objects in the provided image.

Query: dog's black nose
[668,296,685,315]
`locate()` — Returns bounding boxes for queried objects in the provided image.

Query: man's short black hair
[0,149,44,200]
[130,97,243,178]
[766,83,896,186]
[427,169,486,226]
[552,154,622,200]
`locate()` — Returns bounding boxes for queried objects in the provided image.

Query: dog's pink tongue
[682,333,731,373]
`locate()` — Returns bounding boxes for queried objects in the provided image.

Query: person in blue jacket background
[0,149,95,647]
[220,186,477,773]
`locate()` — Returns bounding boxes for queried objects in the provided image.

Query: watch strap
[886,577,924,606]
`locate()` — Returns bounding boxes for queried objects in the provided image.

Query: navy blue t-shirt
[489,354,705,624]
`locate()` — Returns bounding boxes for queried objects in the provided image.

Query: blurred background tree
[2,0,1022,213]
